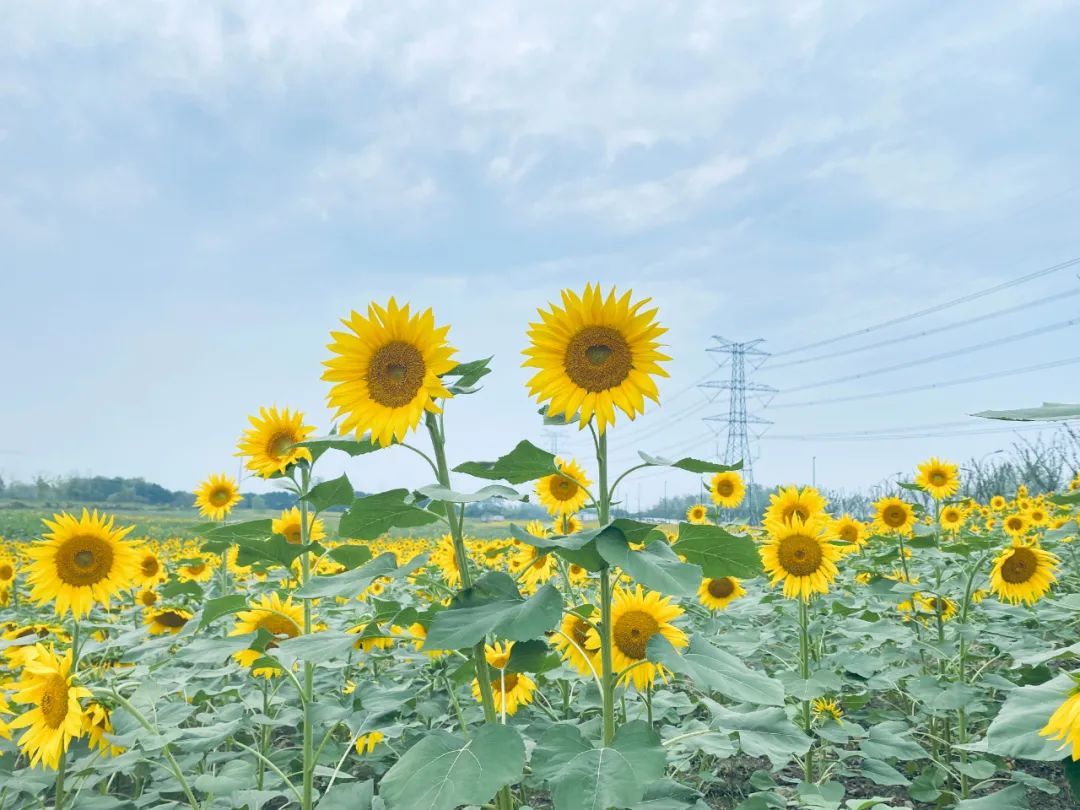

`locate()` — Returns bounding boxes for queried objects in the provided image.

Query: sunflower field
[1,285,1079,810]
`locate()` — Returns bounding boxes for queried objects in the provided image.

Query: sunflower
[83,701,124,757]
[323,299,457,447]
[586,585,687,691]
[272,507,327,545]
[355,730,385,755]
[709,471,745,509]
[871,497,916,536]
[760,515,842,601]
[939,505,966,534]
[144,607,193,636]
[698,576,746,610]
[1069,473,1080,493]
[136,588,158,608]
[472,643,536,716]
[832,515,866,551]
[764,486,828,530]
[536,458,592,516]
[552,611,597,676]
[0,694,11,741]
[812,697,843,723]
[135,549,165,587]
[515,545,558,593]
[554,513,583,536]
[2,625,69,668]
[915,594,958,621]
[914,457,960,499]
[193,473,243,521]
[1002,513,1029,539]
[177,556,215,583]
[1041,678,1080,760]
[230,593,304,678]
[236,406,315,478]
[523,284,670,434]
[0,556,16,587]
[686,504,710,525]
[9,644,90,770]
[407,623,445,659]
[25,510,138,620]
[1027,505,1050,527]
[990,540,1059,605]
[989,495,1007,511]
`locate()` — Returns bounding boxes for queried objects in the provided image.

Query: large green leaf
[984,672,1075,760]
[202,519,274,546]
[596,529,701,596]
[295,552,425,599]
[338,489,440,540]
[196,595,249,631]
[318,780,374,810]
[417,484,524,503]
[859,721,928,761]
[327,543,373,570]
[271,630,358,668]
[648,635,785,707]
[972,402,1080,422]
[303,474,356,513]
[671,524,763,578]
[509,523,607,571]
[955,784,1029,809]
[708,705,810,767]
[532,721,665,810]
[379,725,525,810]
[638,453,743,474]
[453,440,558,484]
[424,572,563,649]
[300,434,388,458]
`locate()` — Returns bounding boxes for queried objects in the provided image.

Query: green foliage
[424,572,563,649]
[339,489,441,539]
[453,440,558,484]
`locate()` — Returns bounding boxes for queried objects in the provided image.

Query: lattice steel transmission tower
[702,337,775,520]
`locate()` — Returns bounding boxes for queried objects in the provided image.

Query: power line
[765,286,1080,371]
[763,422,1070,442]
[771,255,1080,358]
[768,355,1080,410]
[772,315,1080,395]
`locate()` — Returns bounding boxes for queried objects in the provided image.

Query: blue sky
[2,1,1079,501]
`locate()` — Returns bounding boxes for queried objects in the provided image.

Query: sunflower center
[882,506,908,528]
[564,326,633,392]
[56,535,114,587]
[155,610,189,629]
[570,617,590,647]
[257,613,300,638]
[141,557,160,577]
[209,488,231,507]
[777,534,823,576]
[839,525,857,543]
[284,525,303,544]
[549,477,578,501]
[707,577,735,598]
[1007,517,1023,532]
[0,563,12,580]
[1001,547,1037,584]
[493,672,519,693]
[40,674,70,729]
[613,609,659,660]
[717,481,734,497]
[930,472,946,486]
[186,562,206,575]
[267,431,297,460]
[140,591,158,606]
[367,341,426,408]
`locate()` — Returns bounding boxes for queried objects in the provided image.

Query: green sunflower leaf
[647,635,785,707]
[595,528,701,596]
[453,440,559,484]
[338,489,440,539]
[327,543,373,570]
[417,483,525,503]
[973,402,1080,422]
[299,434,390,459]
[302,473,356,513]
[508,523,606,571]
[202,519,274,546]
[443,356,493,394]
[984,672,1076,760]
[637,453,743,474]
[196,595,250,631]
[671,523,763,578]
[295,551,428,599]
[380,725,525,810]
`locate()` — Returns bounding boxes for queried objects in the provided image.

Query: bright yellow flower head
[990,540,1059,606]
[709,471,745,509]
[552,611,597,677]
[586,585,687,691]
[764,486,827,531]
[535,458,591,516]
[236,406,315,478]
[9,644,91,770]
[832,515,867,550]
[686,504,710,525]
[193,473,243,521]
[760,515,842,601]
[230,593,305,678]
[144,607,193,636]
[698,576,746,611]
[523,284,670,435]
[872,496,917,537]
[1041,682,1080,760]
[939,504,966,534]
[914,457,959,500]
[473,643,537,716]
[272,507,326,545]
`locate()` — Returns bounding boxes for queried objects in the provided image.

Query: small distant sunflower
[939,505,966,534]
[515,545,557,593]
[1027,505,1050,527]
[9,644,90,770]
[25,510,138,620]
[760,515,842,601]
[355,730,385,755]
[1041,678,1080,760]
[915,457,960,499]
[0,556,16,587]
[915,594,958,622]
[1002,513,1028,539]
[136,588,158,608]
[523,284,670,434]
[554,513,583,536]
[473,643,536,716]
[536,459,592,516]
[323,299,457,447]
[177,556,214,583]
[990,540,1059,605]
[989,495,1007,511]
[764,486,827,530]
[698,577,746,610]
[686,504,710,525]
[586,585,687,691]
[230,593,304,678]
[812,697,843,723]
[236,406,315,478]
[872,497,916,537]
[407,623,445,659]
[272,507,326,545]
[1068,473,1080,492]
[135,549,165,586]
[552,611,597,676]
[193,473,243,521]
[144,608,193,636]
[709,471,745,509]
[83,701,124,758]
[832,515,866,551]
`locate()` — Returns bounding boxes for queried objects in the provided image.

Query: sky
[2,1,1079,504]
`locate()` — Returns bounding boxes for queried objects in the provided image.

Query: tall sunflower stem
[55,620,84,810]
[298,465,315,810]
[798,598,814,783]
[594,430,617,747]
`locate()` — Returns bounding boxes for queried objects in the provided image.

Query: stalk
[798,598,814,783]
[955,553,988,799]
[55,620,80,810]
[298,465,315,810]
[594,430,617,746]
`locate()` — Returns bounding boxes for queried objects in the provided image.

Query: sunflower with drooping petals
[236,406,315,478]
[536,458,592,516]
[177,555,215,583]
[272,507,326,545]
[230,593,305,678]
[524,284,670,434]
[552,611,597,676]
[760,515,842,601]
[872,496,917,537]
[323,299,457,447]
[472,642,536,716]
[355,730,385,755]
[1041,676,1080,760]
[9,644,90,770]
[83,701,124,757]
[194,472,243,521]
[709,470,745,509]
[915,457,959,499]
[990,540,1059,605]
[25,510,138,620]
[586,585,687,691]
[698,576,746,610]
[144,607,193,636]
[764,486,827,530]
[812,697,843,723]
